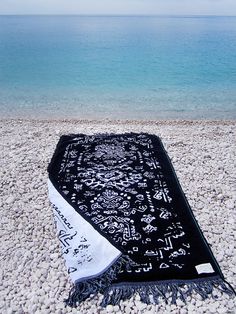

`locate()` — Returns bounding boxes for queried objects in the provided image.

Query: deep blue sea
[0,15,236,119]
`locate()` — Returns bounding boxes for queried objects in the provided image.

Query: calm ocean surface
[0,15,236,119]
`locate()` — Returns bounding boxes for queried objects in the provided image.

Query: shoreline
[1,117,236,125]
[1,119,235,313]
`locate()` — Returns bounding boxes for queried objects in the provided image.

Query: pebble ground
[0,119,235,314]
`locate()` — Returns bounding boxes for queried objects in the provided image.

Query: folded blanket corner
[65,254,132,307]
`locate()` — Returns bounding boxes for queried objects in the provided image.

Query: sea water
[0,15,236,119]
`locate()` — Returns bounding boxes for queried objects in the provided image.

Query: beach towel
[47,132,235,307]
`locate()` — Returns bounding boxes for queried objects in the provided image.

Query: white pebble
[176,299,185,306]
[113,305,120,312]
[5,196,15,204]
[106,305,114,313]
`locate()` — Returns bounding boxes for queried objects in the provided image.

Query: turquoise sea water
[0,15,236,119]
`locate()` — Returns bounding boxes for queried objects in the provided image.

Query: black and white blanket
[47,133,235,307]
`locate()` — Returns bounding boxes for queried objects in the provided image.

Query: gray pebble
[5,196,15,204]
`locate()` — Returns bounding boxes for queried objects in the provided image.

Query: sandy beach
[0,119,235,314]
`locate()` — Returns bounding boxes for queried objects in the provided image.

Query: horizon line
[0,14,236,17]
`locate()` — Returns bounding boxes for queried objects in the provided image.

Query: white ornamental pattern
[56,134,191,276]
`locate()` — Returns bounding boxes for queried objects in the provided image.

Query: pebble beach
[0,119,235,314]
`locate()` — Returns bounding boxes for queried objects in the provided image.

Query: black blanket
[48,132,235,307]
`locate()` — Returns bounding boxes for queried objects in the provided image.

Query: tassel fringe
[64,255,132,307]
[65,255,235,308]
[101,277,235,307]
